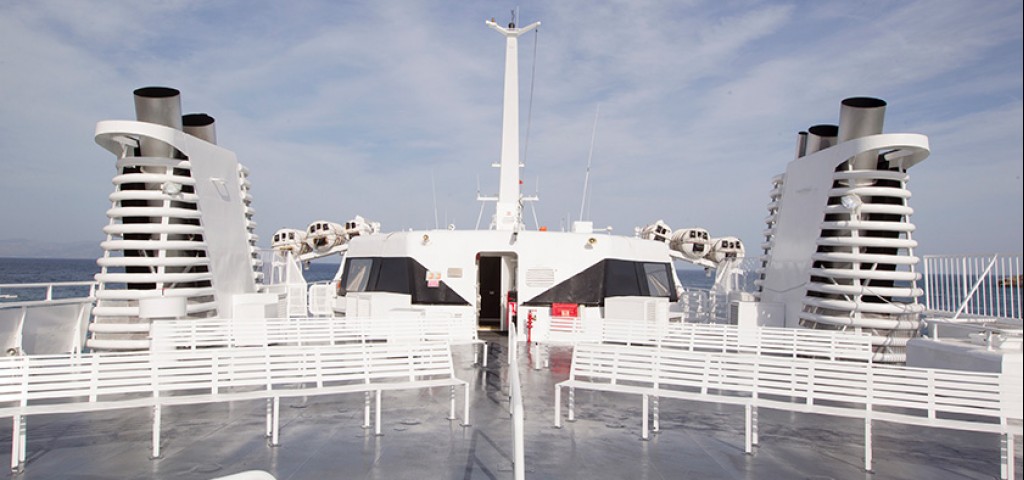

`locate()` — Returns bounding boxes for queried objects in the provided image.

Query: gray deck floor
[3,333,1020,479]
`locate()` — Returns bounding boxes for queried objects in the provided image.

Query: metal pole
[271,397,280,446]
[11,416,20,471]
[151,405,161,459]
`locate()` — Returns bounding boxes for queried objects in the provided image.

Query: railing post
[923,255,932,311]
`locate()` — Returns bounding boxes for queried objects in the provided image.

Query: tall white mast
[486,17,539,231]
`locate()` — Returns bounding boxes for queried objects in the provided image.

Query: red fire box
[551,303,579,318]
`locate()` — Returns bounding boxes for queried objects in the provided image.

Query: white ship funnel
[804,124,838,155]
[795,131,808,158]
[91,87,259,351]
[838,97,886,142]
[837,97,886,185]
[133,87,183,157]
[183,113,217,144]
[758,97,930,362]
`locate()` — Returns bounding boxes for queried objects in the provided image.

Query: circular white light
[840,194,862,210]
[162,181,182,195]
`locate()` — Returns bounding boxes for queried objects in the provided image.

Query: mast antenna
[579,105,600,221]
[485,15,540,231]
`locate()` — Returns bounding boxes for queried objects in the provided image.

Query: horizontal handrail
[0,281,98,305]
[0,281,98,289]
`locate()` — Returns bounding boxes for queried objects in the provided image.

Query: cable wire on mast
[522,26,539,167]
[579,105,600,221]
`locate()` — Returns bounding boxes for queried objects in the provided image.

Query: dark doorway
[478,256,501,328]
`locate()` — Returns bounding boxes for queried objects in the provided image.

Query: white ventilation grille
[91,153,218,350]
[799,168,923,362]
[526,268,555,288]
[754,173,784,300]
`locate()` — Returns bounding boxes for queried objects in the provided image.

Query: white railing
[0,282,97,356]
[923,254,1023,323]
[0,281,97,304]
[677,290,733,323]
[507,322,526,480]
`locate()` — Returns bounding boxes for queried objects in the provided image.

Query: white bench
[555,342,1022,479]
[153,315,490,366]
[0,341,469,472]
[601,318,875,361]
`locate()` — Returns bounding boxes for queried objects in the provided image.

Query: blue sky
[1,1,1021,257]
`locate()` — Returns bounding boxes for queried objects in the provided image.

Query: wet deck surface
[3,332,1020,479]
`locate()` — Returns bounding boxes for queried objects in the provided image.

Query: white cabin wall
[343,229,675,322]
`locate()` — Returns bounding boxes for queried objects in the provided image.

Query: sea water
[0,258,344,302]
[1,257,716,301]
